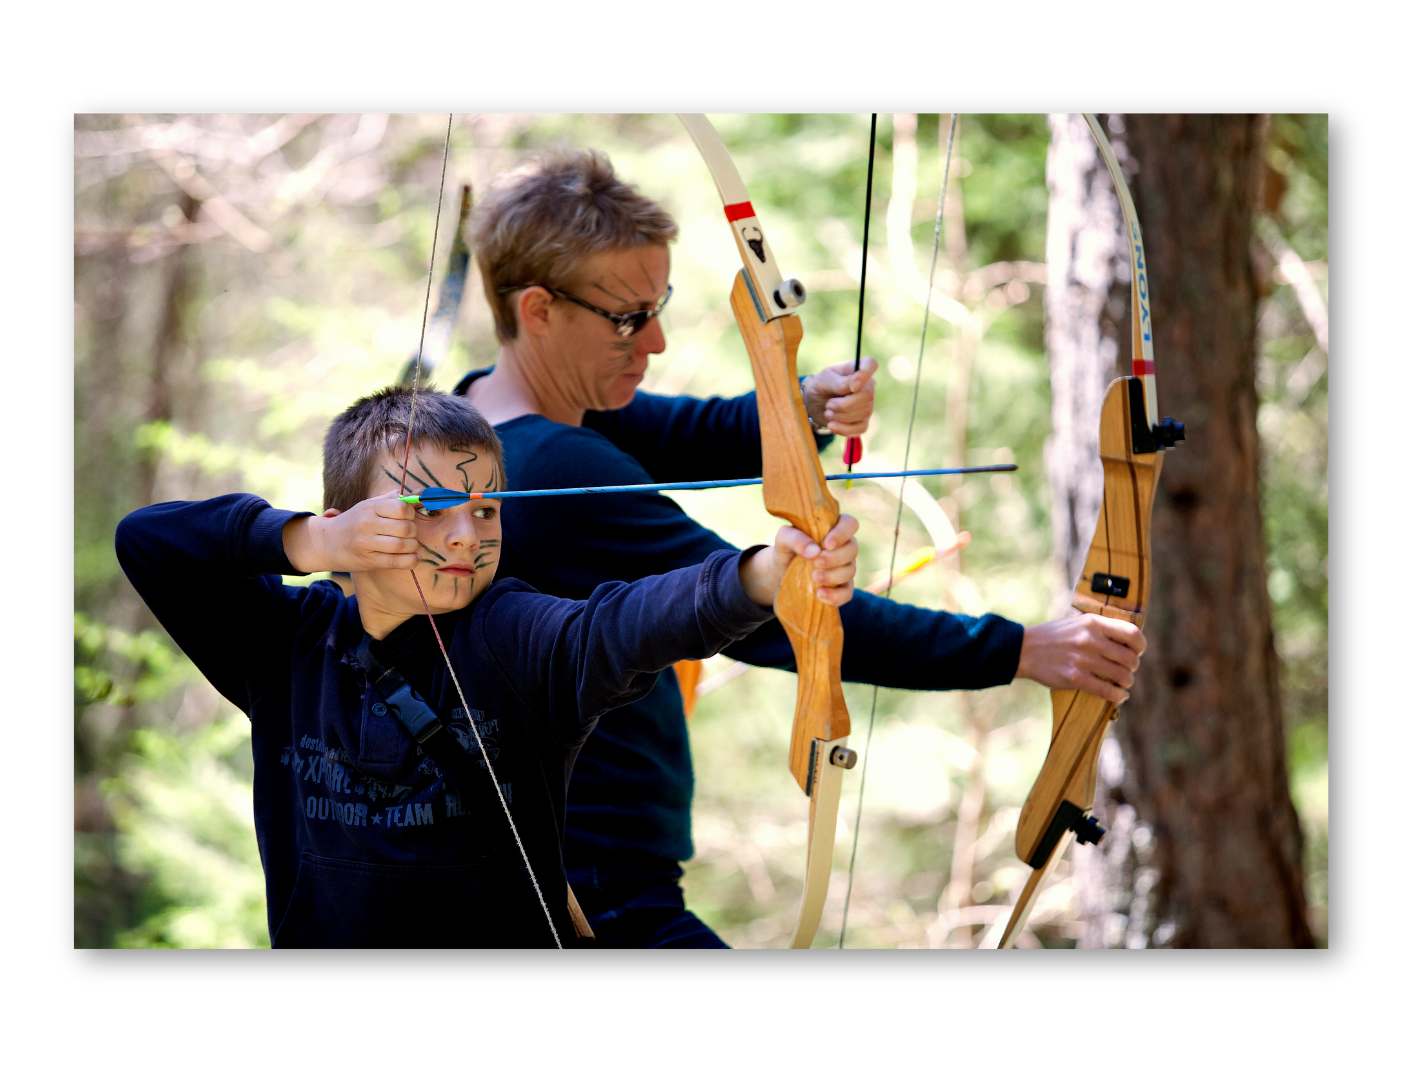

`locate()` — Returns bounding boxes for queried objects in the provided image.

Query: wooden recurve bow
[400,183,473,388]
[998,114,1186,949]
[678,114,858,949]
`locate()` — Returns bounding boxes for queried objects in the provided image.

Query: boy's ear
[322,508,342,518]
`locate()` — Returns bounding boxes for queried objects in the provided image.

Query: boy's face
[354,441,503,619]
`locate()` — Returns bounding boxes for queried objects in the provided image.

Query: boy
[115,387,858,947]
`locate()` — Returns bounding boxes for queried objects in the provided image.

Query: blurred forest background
[74,113,1327,948]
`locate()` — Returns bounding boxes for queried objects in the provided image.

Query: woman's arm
[724,589,1025,692]
[581,360,876,482]
[581,388,773,482]
[498,424,1026,692]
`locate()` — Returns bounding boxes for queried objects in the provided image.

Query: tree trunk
[1044,114,1315,947]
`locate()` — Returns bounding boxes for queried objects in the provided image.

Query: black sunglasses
[498,283,672,338]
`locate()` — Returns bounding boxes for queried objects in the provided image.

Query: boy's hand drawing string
[398,115,563,948]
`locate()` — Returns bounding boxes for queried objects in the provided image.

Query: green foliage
[74,613,193,707]
[74,614,265,946]
[104,717,268,948]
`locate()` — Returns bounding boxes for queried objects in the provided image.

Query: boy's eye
[415,505,439,519]
[473,505,497,520]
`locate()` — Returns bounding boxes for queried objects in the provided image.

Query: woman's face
[542,244,671,412]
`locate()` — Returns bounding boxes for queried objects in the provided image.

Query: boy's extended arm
[481,548,777,747]
[115,495,320,713]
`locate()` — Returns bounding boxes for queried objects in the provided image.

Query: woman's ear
[517,286,555,337]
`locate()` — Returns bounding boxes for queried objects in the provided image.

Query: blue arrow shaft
[407,465,1015,507]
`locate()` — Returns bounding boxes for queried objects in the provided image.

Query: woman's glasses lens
[616,311,652,337]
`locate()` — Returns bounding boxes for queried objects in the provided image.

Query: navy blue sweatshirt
[453,370,1025,872]
[115,494,775,947]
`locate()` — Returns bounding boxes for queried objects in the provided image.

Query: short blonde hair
[473,147,678,342]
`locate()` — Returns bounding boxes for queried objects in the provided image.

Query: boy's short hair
[323,386,505,511]
[473,147,679,343]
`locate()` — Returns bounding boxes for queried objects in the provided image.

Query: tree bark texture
[1043,113,1133,606]
[1044,114,1314,947]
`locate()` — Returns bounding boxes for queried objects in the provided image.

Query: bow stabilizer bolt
[1074,814,1105,847]
[1152,417,1186,448]
[773,277,806,310]
[830,745,858,769]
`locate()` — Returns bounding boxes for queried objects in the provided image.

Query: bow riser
[1016,690,1115,864]
[1002,375,1166,946]
[729,274,851,790]
[1069,377,1163,626]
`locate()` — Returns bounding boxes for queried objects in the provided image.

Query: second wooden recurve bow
[998,114,1186,949]
[678,113,858,949]
[400,183,473,389]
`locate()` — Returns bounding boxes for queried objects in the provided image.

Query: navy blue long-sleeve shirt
[115,494,774,946]
[454,370,1025,870]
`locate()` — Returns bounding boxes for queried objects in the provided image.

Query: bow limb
[679,114,853,949]
[400,183,473,388]
[997,115,1184,949]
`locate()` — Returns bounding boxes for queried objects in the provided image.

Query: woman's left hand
[802,357,877,436]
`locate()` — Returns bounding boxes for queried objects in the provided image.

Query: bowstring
[399,114,562,948]
[839,113,958,948]
[844,114,877,483]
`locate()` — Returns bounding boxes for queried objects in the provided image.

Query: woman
[458,147,1145,947]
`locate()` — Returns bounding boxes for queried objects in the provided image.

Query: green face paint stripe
[451,447,479,492]
[413,455,444,489]
[382,467,413,493]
